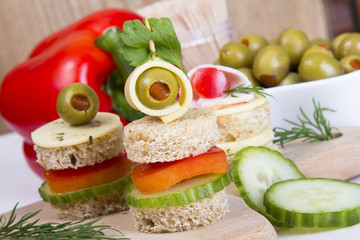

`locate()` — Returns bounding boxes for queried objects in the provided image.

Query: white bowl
[265,71,360,129]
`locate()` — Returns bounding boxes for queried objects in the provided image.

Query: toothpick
[144,17,156,60]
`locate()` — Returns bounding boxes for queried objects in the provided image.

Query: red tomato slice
[44,153,132,193]
[131,146,228,195]
[190,67,228,98]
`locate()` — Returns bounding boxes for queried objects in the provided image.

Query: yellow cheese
[31,112,121,148]
[217,128,274,155]
[214,94,267,117]
[124,57,192,123]
[159,71,193,124]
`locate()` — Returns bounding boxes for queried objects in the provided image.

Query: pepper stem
[94,28,135,81]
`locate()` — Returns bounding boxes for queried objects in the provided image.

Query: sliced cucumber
[265,178,360,227]
[126,172,231,208]
[39,173,131,204]
[231,146,304,226]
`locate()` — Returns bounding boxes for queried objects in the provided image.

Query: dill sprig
[223,84,272,98]
[274,98,337,148]
[0,203,128,239]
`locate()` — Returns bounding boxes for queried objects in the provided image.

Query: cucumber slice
[126,172,231,208]
[264,178,360,227]
[231,146,304,226]
[39,173,131,204]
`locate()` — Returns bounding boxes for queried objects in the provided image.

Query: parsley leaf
[118,18,186,73]
[148,18,185,73]
[119,19,152,66]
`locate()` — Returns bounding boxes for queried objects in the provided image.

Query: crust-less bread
[129,189,229,233]
[124,108,219,163]
[217,98,270,143]
[35,126,123,170]
[51,188,128,220]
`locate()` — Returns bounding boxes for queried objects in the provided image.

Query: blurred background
[0,0,359,135]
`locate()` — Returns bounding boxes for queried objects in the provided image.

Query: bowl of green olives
[217,29,360,88]
[216,29,360,129]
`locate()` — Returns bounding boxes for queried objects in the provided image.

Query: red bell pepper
[0,9,142,177]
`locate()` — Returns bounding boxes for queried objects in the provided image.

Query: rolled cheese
[124,57,192,123]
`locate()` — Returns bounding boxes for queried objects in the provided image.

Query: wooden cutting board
[283,126,360,180]
[3,126,360,240]
[6,184,276,240]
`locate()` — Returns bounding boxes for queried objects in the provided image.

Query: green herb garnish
[0,203,127,239]
[118,17,185,73]
[56,133,64,141]
[224,84,272,98]
[274,98,337,148]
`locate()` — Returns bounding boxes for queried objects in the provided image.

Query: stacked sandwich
[123,107,231,233]
[32,111,132,220]
[215,93,279,159]
[188,64,279,162]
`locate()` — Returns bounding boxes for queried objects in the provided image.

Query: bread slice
[129,189,229,233]
[217,96,270,143]
[35,126,123,170]
[51,188,128,220]
[124,108,219,163]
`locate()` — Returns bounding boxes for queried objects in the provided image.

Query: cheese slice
[217,128,274,155]
[31,112,121,148]
[214,94,267,117]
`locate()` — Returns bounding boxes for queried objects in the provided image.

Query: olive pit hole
[70,94,91,111]
[149,82,170,101]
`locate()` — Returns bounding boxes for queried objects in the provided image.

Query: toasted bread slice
[129,189,229,233]
[124,108,219,163]
[51,188,128,220]
[216,95,271,143]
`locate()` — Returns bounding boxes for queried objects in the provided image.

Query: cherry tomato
[190,67,228,98]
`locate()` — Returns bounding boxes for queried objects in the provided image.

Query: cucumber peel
[264,178,360,228]
[39,173,131,204]
[231,146,304,226]
[126,172,231,208]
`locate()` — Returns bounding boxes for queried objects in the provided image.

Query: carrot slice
[44,153,132,193]
[131,146,228,194]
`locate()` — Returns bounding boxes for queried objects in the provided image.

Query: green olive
[268,40,277,46]
[340,54,360,73]
[298,53,343,81]
[302,44,334,59]
[213,58,220,65]
[333,32,350,53]
[237,67,261,86]
[277,28,309,69]
[309,38,335,53]
[240,34,268,55]
[335,33,360,59]
[253,45,291,87]
[136,67,179,109]
[219,42,254,68]
[56,83,99,125]
[278,72,303,86]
